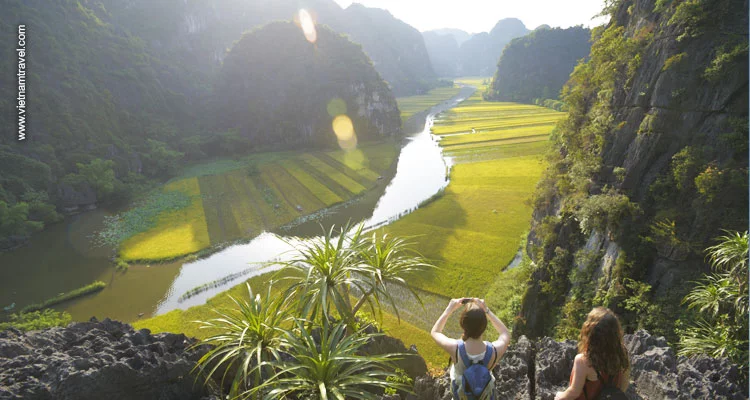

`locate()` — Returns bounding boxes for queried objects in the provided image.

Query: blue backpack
[451,340,496,400]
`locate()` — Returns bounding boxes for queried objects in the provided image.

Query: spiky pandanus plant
[280,223,435,329]
[251,321,408,400]
[352,232,436,322]
[679,231,748,367]
[280,223,369,327]
[192,283,291,399]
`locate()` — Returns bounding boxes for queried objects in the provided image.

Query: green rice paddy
[396,85,462,123]
[119,142,398,261]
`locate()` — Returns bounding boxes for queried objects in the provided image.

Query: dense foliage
[679,231,748,369]
[486,26,591,103]
[518,0,748,343]
[0,0,195,247]
[215,22,400,150]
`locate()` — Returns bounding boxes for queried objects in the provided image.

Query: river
[0,85,476,323]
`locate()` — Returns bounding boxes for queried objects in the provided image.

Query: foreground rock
[1,322,744,399]
[393,331,747,400]
[0,318,211,400]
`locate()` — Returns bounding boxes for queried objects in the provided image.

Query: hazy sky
[332,0,609,33]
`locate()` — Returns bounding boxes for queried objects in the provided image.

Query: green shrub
[679,231,748,369]
[574,190,639,234]
[0,309,71,332]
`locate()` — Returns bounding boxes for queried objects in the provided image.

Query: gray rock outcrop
[0,319,210,400]
[388,330,747,400]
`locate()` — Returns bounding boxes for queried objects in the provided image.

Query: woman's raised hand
[474,298,489,312]
[448,298,465,311]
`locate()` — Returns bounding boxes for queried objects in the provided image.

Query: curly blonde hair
[578,307,630,376]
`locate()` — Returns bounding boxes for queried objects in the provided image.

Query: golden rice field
[396,85,462,123]
[118,142,398,261]
[376,79,564,367]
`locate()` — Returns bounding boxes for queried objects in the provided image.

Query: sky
[331,0,609,33]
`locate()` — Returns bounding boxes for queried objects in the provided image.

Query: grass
[22,281,107,313]
[116,143,398,262]
[396,85,462,123]
[119,178,211,261]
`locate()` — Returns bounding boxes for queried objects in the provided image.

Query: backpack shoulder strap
[457,340,472,367]
[482,342,494,366]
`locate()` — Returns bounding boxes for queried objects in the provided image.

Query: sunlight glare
[332,115,357,150]
[298,9,317,43]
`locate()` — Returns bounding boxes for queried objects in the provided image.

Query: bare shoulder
[573,354,592,369]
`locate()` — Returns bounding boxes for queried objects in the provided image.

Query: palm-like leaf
[706,230,748,276]
[678,318,747,363]
[683,274,732,317]
[192,283,291,399]
[249,321,407,400]
[353,233,436,321]
[679,231,749,367]
[279,223,369,326]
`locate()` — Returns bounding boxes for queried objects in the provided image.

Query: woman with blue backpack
[431,297,511,400]
[554,307,631,400]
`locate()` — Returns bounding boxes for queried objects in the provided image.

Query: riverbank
[135,82,564,370]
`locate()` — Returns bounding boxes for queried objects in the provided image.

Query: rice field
[118,142,398,261]
[135,80,565,371]
[396,85,462,123]
[376,78,564,361]
[119,178,210,261]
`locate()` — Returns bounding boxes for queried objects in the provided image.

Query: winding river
[0,85,476,323]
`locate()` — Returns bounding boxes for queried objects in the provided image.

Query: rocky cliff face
[396,331,746,400]
[0,319,211,400]
[517,0,748,340]
[0,322,743,399]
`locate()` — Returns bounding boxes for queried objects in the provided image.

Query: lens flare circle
[332,114,357,150]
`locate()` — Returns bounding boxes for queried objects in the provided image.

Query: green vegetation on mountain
[336,4,437,95]
[679,231,748,368]
[0,0,197,248]
[517,0,748,355]
[487,26,591,103]
[98,0,437,96]
[216,21,401,150]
